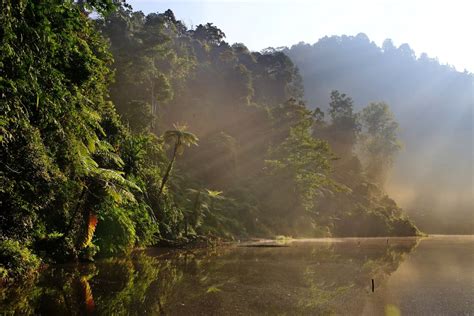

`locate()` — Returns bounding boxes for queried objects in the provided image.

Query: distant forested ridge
[285,35,473,234]
[1,2,418,281]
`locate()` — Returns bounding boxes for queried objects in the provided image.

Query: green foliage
[95,204,136,256]
[1,3,420,280]
[0,0,158,273]
[1,0,116,244]
[34,234,77,263]
[265,103,334,213]
[325,90,359,156]
[163,124,199,155]
[358,102,402,184]
[156,124,198,209]
[286,36,473,234]
[0,239,40,282]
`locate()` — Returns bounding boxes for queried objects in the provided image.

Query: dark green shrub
[34,234,77,263]
[95,206,136,256]
[0,239,40,282]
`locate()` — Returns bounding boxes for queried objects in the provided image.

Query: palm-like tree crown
[163,123,199,155]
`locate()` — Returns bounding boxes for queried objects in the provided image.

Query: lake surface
[1,235,473,315]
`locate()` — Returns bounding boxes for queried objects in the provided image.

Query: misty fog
[1,1,473,314]
[285,35,473,233]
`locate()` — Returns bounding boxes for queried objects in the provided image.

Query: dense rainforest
[0,1,419,281]
[285,37,473,234]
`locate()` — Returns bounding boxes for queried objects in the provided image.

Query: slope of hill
[285,34,473,234]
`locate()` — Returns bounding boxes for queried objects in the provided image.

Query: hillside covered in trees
[1,2,419,281]
[285,36,473,234]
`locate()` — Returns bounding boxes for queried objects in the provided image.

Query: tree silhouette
[157,124,198,202]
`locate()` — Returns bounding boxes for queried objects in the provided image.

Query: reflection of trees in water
[0,263,98,315]
[299,239,419,314]
[0,239,418,315]
[0,253,185,315]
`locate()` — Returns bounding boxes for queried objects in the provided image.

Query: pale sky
[127,0,474,72]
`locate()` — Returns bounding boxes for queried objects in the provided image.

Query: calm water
[1,236,473,315]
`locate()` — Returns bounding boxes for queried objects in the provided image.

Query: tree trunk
[151,79,155,130]
[156,137,180,213]
[62,187,87,240]
[188,190,202,235]
[184,217,188,237]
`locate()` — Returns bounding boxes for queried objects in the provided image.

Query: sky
[126,0,474,72]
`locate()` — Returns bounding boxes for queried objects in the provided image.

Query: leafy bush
[0,239,40,282]
[95,205,136,256]
[34,234,77,263]
[390,217,420,236]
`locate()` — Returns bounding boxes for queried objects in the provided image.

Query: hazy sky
[127,0,474,72]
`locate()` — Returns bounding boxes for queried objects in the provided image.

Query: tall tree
[157,125,198,202]
[358,102,401,184]
[262,99,335,233]
[326,90,359,156]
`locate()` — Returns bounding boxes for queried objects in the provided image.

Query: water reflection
[0,238,430,315]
